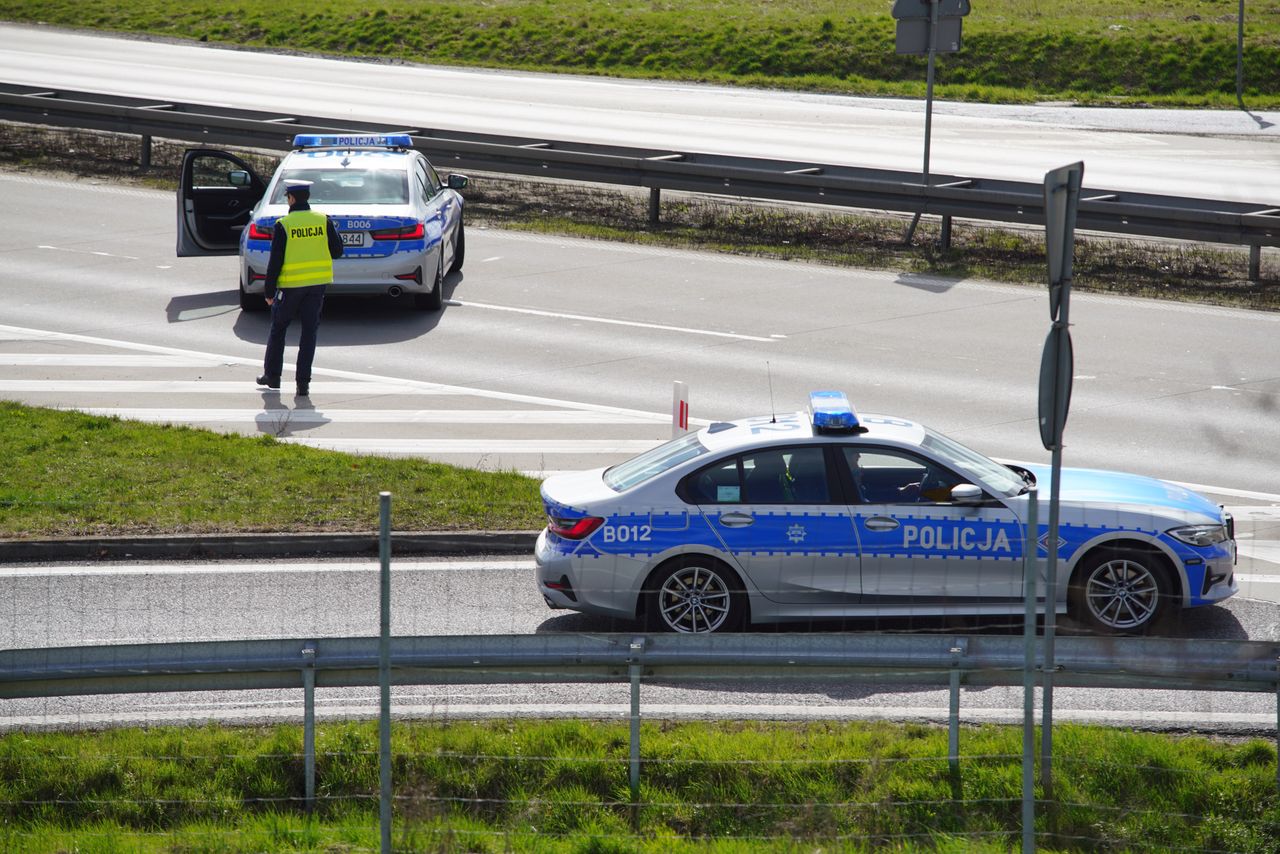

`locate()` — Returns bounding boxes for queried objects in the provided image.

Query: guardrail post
[940,214,953,250]
[948,638,966,785]
[648,188,661,225]
[1250,245,1262,282]
[302,640,317,815]
[140,134,151,169]
[628,636,646,820]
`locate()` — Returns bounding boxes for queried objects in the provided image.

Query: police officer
[256,178,343,397]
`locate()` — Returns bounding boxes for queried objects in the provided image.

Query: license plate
[340,231,366,247]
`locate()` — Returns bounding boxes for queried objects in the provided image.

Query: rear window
[271,169,409,205]
[603,433,709,492]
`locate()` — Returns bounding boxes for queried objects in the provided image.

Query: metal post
[1041,319,1067,805]
[1237,0,1246,104]
[922,0,938,187]
[302,641,317,815]
[140,134,152,169]
[948,638,966,779]
[378,492,393,854]
[648,187,661,225]
[1249,245,1261,282]
[940,214,952,249]
[628,637,645,805]
[1021,489,1040,853]
[1275,654,1279,794]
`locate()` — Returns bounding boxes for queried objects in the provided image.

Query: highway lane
[1,172,1278,495]
[3,556,1278,732]
[1,24,1278,204]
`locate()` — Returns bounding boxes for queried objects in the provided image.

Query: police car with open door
[177,133,467,312]
[535,392,1237,635]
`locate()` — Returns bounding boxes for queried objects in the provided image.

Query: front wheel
[1070,549,1173,634]
[644,557,746,634]
[449,219,465,273]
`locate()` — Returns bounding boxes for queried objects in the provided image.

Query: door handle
[718,512,755,528]
[863,516,900,532]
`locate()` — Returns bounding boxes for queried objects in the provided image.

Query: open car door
[176,149,267,256]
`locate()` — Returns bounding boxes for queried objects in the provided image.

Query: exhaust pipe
[387,285,403,298]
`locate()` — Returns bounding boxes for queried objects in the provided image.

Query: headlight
[1167,525,1229,547]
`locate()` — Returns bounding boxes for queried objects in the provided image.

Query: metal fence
[1,81,1277,279]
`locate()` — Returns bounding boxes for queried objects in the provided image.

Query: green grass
[2,719,1277,852]
[1,0,1279,106]
[0,400,544,538]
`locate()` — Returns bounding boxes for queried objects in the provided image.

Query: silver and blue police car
[177,133,466,311]
[536,392,1237,635]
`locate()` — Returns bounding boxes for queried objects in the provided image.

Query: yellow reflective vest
[277,210,334,288]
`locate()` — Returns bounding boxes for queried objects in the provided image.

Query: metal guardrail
[2,82,1277,277]
[5,632,1279,699]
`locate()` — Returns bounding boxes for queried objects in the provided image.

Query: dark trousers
[262,284,326,384]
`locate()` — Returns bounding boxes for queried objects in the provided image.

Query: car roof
[697,410,927,454]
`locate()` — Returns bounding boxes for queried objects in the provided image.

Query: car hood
[1021,464,1221,518]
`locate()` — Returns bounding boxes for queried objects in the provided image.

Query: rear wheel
[414,256,444,311]
[1070,549,1173,634]
[239,277,266,312]
[449,219,465,273]
[644,557,746,633]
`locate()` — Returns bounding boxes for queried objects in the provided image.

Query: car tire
[644,556,746,634]
[239,277,266,312]
[449,219,465,273]
[1069,548,1173,635]
[414,256,444,311]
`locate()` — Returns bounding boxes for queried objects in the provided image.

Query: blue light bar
[809,390,860,431]
[291,133,413,149]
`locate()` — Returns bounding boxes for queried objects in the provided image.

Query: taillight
[371,223,424,241]
[247,221,274,241]
[548,515,604,540]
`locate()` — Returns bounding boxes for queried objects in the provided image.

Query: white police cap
[283,179,313,192]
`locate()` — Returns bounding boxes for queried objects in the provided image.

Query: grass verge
[1,0,1278,106]
[0,401,543,538]
[3,719,1278,853]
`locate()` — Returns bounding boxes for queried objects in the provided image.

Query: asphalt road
[3,556,1278,733]
[1,23,1279,203]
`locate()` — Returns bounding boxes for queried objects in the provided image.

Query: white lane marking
[449,299,777,342]
[1237,575,1280,583]
[64,407,670,425]
[0,323,711,424]
[0,354,230,367]
[284,437,660,455]
[0,559,536,578]
[1172,481,1280,503]
[5,703,1277,732]
[0,380,470,394]
[38,244,139,261]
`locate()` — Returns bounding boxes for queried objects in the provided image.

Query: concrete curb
[0,531,541,563]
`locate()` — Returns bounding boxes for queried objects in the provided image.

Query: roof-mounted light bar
[292,133,413,149]
[809,390,862,432]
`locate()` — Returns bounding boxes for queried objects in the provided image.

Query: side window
[414,162,431,201]
[684,458,742,504]
[425,162,443,194]
[743,447,829,504]
[842,448,960,505]
[190,154,243,189]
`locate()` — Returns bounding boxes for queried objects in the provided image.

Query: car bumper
[240,251,436,296]
[534,529,643,620]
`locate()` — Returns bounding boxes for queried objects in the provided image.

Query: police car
[536,392,1237,635]
[176,133,466,311]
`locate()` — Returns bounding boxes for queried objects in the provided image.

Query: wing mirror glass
[228,170,251,187]
[448,174,469,190]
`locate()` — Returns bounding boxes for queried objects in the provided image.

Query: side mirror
[950,483,984,504]
[447,174,469,190]
[228,170,251,187]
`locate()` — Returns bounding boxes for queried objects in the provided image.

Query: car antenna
[767,360,776,423]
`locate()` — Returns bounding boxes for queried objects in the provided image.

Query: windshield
[271,169,409,205]
[920,428,1025,498]
[603,432,709,492]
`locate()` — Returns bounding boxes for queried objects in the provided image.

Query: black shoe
[256,375,280,389]
[296,384,310,397]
